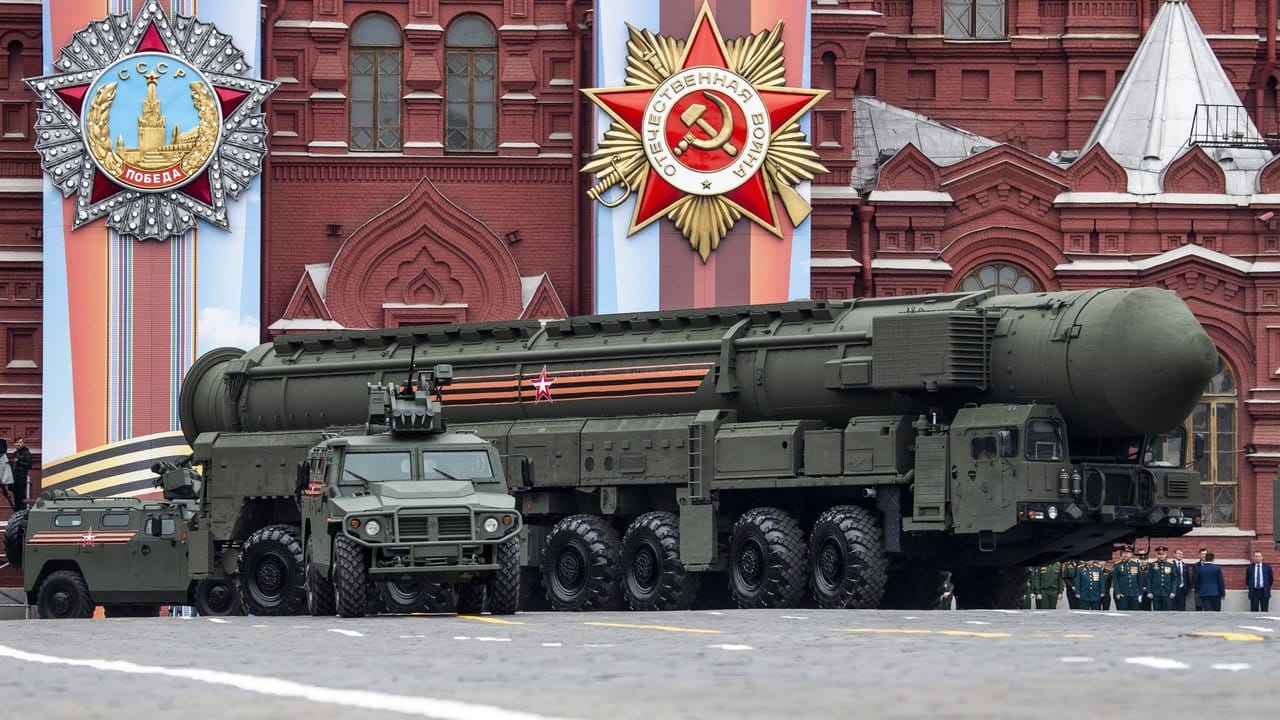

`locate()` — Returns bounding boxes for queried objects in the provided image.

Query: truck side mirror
[1193,432,1206,461]
[998,430,1017,458]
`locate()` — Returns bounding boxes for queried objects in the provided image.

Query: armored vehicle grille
[871,311,996,391]
[396,514,472,541]
[1165,476,1190,499]
[437,514,472,540]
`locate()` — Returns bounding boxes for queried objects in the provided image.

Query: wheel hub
[256,558,284,595]
[633,545,658,589]
[50,590,71,616]
[738,541,764,586]
[818,541,843,585]
[208,584,231,610]
[556,548,585,589]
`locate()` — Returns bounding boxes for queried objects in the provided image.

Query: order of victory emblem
[582,4,828,261]
[26,0,277,240]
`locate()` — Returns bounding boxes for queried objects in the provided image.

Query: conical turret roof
[1081,0,1272,195]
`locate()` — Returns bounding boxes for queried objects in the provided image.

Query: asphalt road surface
[1,609,1276,719]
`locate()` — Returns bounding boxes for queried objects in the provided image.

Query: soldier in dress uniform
[1111,546,1146,611]
[1135,548,1153,611]
[1146,546,1178,611]
[1101,560,1113,610]
[935,571,955,610]
[1062,559,1083,609]
[1030,561,1064,609]
[1074,559,1107,610]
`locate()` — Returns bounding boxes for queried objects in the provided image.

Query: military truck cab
[918,404,1204,564]
[19,483,241,618]
[298,364,523,618]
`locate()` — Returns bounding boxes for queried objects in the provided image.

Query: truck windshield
[341,451,412,485]
[1142,427,1186,468]
[423,451,495,481]
[1024,419,1064,462]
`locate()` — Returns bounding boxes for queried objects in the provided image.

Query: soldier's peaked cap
[1155,546,1168,552]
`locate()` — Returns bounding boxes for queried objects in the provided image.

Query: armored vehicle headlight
[364,519,382,536]
[483,517,500,533]
[1047,505,1059,520]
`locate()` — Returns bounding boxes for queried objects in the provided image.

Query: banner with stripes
[35,0,269,495]
[588,0,821,313]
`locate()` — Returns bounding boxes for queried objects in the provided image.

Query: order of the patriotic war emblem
[582,3,828,261]
[26,0,277,240]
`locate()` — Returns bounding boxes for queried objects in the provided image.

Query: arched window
[819,52,836,90]
[1188,355,1238,526]
[8,41,24,86]
[350,13,402,151]
[958,262,1040,295]
[445,16,496,152]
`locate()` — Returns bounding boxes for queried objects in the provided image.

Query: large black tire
[332,533,369,618]
[195,579,244,616]
[237,524,306,616]
[727,507,807,609]
[37,569,94,619]
[809,505,888,609]
[622,511,697,611]
[487,538,521,615]
[104,604,161,618]
[456,580,486,614]
[3,508,28,570]
[954,567,1031,609]
[540,514,623,611]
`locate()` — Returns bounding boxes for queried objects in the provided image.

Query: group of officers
[1026,546,1222,611]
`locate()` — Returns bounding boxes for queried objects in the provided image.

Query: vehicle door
[137,509,189,595]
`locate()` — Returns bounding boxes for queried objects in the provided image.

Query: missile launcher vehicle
[181,287,1216,609]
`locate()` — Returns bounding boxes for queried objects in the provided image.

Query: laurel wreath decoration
[86,82,124,175]
[583,20,828,262]
[183,82,219,175]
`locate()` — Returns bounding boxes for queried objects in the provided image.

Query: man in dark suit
[1196,552,1225,612]
[1173,548,1193,611]
[1246,551,1274,612]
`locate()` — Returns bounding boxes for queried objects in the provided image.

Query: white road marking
[327,629,364,637]
[707,644,752,651]
[1125,657,1190,670]
[541,643,563,647]
[1212,663,1250,672]
[454,636,471,640]
[780,616,808,620]
[984,609,1021,614]
[290,625,310,629]
[704,611,724,616]
[476,637,510,643]
[208,618,230,624]
[1259,616,1280,622]
[251,625,267,629]
[0,644,583,720]
[903,616,919,620]
[1059,657,1094,663]
[1237,626,1274,633]
[965,621,991,625]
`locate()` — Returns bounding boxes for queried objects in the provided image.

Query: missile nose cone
[1074,288,1217,435]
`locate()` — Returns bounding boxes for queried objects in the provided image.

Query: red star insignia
[531,365,556,402]
[583,4,825,238]
[81,527,97,547]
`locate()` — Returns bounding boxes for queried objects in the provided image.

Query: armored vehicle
[17,475,241,618]
[180,287,1216,610]
[184,363,522,617]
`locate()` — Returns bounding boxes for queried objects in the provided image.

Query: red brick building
[1,0,1276,592]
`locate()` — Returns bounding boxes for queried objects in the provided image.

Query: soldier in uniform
[1101,560,1113,610]
[1030,561,1064,609]
[1135,548,1153,611]
[1111,546,1146,611]
[1146,546,1178,611]
[1062,559,1083,609]
[1075,559,1107,610]
[936,571,955,610]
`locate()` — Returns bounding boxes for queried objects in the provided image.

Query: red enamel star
[81,527,97,547]
[582,4,826,238]
[531,365,557,402]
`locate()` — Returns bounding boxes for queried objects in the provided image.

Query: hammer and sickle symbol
[674,91,738,157]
